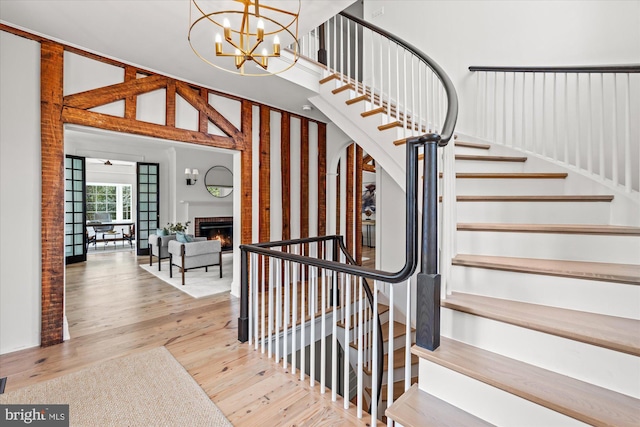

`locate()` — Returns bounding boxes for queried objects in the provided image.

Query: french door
[136,162,160,256]
[65,155,86,264]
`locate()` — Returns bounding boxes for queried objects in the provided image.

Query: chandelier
[189,0,300,76]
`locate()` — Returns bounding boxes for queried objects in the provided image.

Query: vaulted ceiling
[0,1,355,121]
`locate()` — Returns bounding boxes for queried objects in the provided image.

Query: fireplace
[195,216,233,251]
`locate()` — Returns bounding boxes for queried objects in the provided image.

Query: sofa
[168,239,222,286]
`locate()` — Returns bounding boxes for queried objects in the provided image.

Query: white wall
[364,0,640,134]
[0,32,42,354]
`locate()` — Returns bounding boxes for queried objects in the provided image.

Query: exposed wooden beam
[62,107,238,150]
[63,74,168,110]
[259,106,271,243]
[363,154,373,164]
[198,88,208,134]
[40,41,65,348]
[175,82,242,142]
[355,145,363,265]
[124,66,137,120]
[363,163,376,173]
[300,118,310,242]
[165,80,176,128]
[281,112,291,241]
[317,123,327,237]
[241,100,253,245]
[345,144,354,256]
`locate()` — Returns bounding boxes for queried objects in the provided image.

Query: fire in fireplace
[196,217,233,251]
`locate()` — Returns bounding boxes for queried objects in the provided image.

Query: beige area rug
[0,347,233,427]
[139,253,233,298]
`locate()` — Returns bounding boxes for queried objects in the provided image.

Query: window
[86,184,132,221]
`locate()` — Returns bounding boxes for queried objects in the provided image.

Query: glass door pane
[136,162,159,256]
[65,155,86,264]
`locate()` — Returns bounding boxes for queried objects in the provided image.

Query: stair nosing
[455,141,491,150]
[456,223,640,235]
[385,384,494,426]
[447,172,568,179]
[441,291,640,355]
[455,155,527,162]
[412,338,640,427]
[456,195,615,202]
[451,254,639,285]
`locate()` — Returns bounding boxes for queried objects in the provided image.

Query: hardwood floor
[0,251,377,426]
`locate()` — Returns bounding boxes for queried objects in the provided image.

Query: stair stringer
[308,92,407,193]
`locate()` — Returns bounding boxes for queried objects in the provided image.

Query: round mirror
[205,166,233,198]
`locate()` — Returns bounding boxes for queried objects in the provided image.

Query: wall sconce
[185,168,199,185]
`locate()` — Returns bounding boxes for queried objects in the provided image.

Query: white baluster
[331,269,338,402]
[405,279,411,391]
[552,73,558,161]
[321,267,326,393]
[310,266,316,387]
[332,16,337,75]
[511,72,516,148]
[623,73,632,192]
[261,255,266,354]
[475,71,481,137]
[283,259,289,369]
[587,73,593,173]
[521,73,526,151]
[575,73,581,169]
[531,72,537,153]
[357,277,364,418]
[541,72,547,156]
[612,74,619,186]
[248,253,253,346]
[292,255,298,375]
[564,73,570,164]
[371,280,379,422]
[275,257,280,363]
[599,73,606,179]
[343,273,351,409]
[502,71,507,145]
[387,283,394,427]
[253,253,259,349]
[268,257,274,358]
[300,249,306,382]
[493,71,498,142]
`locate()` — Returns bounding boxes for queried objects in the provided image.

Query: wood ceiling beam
[61,107,239,150]
[63,75,168,110]
[363,163,376,173]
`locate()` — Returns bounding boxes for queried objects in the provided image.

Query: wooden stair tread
[452,254,639,284]
[457,223,640,235]
[332,83,354,94]
[346,94,370,105]
[363,347,418,376]
[386,384,494,427]
[361,106,386,117]
[319,73,340,84]
[443,172,568,179]
[455,141,491,150]
[413,338,640,427]
[442,292,640,355]
[456,194,615,202]
[378,121,403,131]
[455,154,527,162]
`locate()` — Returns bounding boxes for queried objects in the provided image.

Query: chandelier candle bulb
[261,48,268,68]
[257,19,264,41]
[273,35,280,55]
[223,18,231,40]
[215,34,222,54]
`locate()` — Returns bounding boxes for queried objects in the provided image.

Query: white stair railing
[471,65,640,197]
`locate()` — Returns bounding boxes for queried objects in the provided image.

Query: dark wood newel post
[40,41,65,347]
[318,23,327,65]
[416,140,441,351]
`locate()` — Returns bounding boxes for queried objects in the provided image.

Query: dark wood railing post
[416,140,441,350]
[238,247,249,342]
[318,23,327,65]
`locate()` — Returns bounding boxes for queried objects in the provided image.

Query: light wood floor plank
[0,252,375,426]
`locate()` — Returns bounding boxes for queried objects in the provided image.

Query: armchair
[148,234,178,271]
[168,239,222,286]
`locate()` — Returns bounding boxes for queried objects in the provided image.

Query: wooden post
[40,41,65,347]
